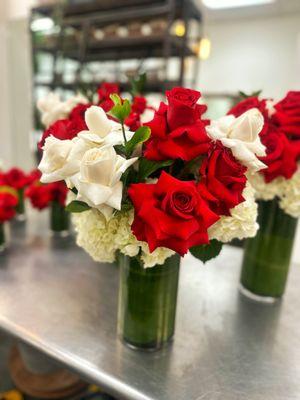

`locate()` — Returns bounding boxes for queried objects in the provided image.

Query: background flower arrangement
[228,91,300,218]
[229,91,300,300]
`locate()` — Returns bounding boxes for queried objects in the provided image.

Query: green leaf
[190,240,223,263]
[130,73,147,96]
[238,90,262,99]
[65,200,91,213]
[125,126,151,155]
[114,144,126,155]
[70,187,78,195]
[138,159,173,181]
[110,93,122,105]
[109,99,131,123]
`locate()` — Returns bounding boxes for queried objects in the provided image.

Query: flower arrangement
[230,91,300,300]
[0,185,18,251]
[38,86,266,266]
[0,167,32,219]
[228,91,300,218]
[38,85,267,349]
[25,171,69,234]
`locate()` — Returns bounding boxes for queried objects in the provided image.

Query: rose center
[172,192,194,213]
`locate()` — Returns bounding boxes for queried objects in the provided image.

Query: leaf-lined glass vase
[50,201,70,235]
[0,223,5,252]
[118,254,180,350]
[240,199,298,301]
[16,188,25,221]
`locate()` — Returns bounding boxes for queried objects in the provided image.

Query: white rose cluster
[39,106,137,219]
[37,92,88,128]
[208,183,258,242]
[72,209,174,268]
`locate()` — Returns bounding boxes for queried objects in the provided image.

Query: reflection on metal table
[0,209,299,400]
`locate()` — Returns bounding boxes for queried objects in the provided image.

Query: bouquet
[0,167,32,218]
[0,184,18,250]
[229,91,300,300]
[38,86,267,267]
[25,171,69,234]
[228,91,300,217]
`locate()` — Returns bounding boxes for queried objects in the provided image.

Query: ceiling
[197,0,300,21]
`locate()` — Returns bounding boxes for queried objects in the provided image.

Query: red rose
[260,129,300,182]
[47,181,68,206]
[228,97,270,136]
[273,91,300,138]
[1,168,29,190]
[0,191,18,222]
[128,172,219,256]
[131,96,147,115]
[144,92,211,162]
[125,112,141,131]
[27,169,42,185]
[38,117,85,150]
[25,183,52,210]
[166,87,207,130]
[100,99,114,113]
[69,103,91,121]
[98,82,120,102]
[199,143,247,216]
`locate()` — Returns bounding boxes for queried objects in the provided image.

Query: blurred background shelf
[31,0,203,103]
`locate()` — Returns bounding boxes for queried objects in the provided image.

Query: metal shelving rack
[30,0,203,96]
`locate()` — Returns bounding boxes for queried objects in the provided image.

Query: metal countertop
[0,210,299,400]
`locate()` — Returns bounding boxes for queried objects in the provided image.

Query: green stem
[16,188,25,215]
[241,199,298,298]
[0,223,5,249]
[121,122,127,145]
[50,201,69,233]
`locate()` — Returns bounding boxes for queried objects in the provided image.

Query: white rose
[38,136,75,183]
[207,108,266,172]
[39,135,95,184]
[78,105,134,146]
[74,146,137,219]
[37,92,88,128]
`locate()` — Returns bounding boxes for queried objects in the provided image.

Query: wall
[0,0,34,170]
[198,13,300,98]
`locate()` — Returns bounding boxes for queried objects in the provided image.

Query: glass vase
[16,188,25,221]
[50,201,69,236]
[240,199,298,302]
[0,223,5,252]
[118,253,180,351]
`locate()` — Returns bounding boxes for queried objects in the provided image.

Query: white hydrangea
[72,209,174,268]
[279,167,300,218]
[248,172,285,201]
[208,183,258,242]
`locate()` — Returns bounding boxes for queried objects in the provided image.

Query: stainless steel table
[0,210,300,400]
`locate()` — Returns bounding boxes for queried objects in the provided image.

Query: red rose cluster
[128,88,250,255]
[0,190,18,223]
[228,92,300,183]
[25,173,68,210]
[0,167,30,190]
